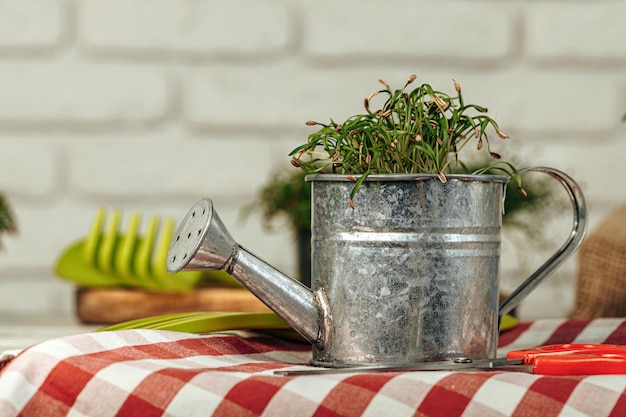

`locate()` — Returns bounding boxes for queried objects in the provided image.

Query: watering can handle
[498,166,588,317]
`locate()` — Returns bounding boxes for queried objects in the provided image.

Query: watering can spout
[166,198,321,345]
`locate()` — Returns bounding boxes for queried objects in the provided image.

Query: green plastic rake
[55,208,239,293]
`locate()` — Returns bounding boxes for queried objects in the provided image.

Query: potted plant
[288,75,567,273]
[278,74,587,364]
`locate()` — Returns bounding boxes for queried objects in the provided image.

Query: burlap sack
[572,204,626,319]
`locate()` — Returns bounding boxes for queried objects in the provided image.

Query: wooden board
[75,287,272,324]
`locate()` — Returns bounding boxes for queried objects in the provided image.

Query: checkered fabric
[1,318,626,417]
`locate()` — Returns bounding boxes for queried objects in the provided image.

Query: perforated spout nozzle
[167,199,236,273]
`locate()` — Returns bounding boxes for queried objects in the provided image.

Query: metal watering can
[167,167,587,367]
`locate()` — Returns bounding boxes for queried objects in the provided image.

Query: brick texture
[0,0,626,321]
[65,134,288,198]
[184,64,385,128]
[0,63,168,126]
[0,137,57,196]
[461,71,623,136]
[0,0,63,50]
[303,1,513,61]
[526,3,626,61]
[78,0,292,56]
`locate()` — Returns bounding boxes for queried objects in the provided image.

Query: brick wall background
[0,0,624,321]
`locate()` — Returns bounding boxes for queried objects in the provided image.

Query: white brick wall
[79,0,293,55]
[0,0,625,321]
[303,2,512,59]
[0,0,64,50]
[0,63,168,124]
[526,3,626,59]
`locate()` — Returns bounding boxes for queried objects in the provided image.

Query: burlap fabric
[572,204,626,318]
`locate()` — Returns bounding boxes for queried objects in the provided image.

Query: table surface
[0,317,97,352]
[1,318,626,417]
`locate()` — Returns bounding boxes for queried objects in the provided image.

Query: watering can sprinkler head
[166,199,236,274]
[166,198,322,346]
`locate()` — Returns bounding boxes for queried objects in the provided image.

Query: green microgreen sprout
[289,74,524,208]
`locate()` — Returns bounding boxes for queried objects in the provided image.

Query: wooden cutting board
[76,287,272,324]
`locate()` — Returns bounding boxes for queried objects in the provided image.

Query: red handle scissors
[501,343,626,376]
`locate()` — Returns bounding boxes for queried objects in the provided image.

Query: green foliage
[290,75,523,206]
[246,170,311,232]
[0,193,16,247]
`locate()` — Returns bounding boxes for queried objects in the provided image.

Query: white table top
[0,316,97,352]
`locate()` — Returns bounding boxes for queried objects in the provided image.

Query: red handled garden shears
[275,344,626,376]
[500,343,626,376]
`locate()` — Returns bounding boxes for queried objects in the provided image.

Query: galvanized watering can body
[167,167,587,367]
[309,173,506,365]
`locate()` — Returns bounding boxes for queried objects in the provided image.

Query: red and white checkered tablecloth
[1,318,626,417]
